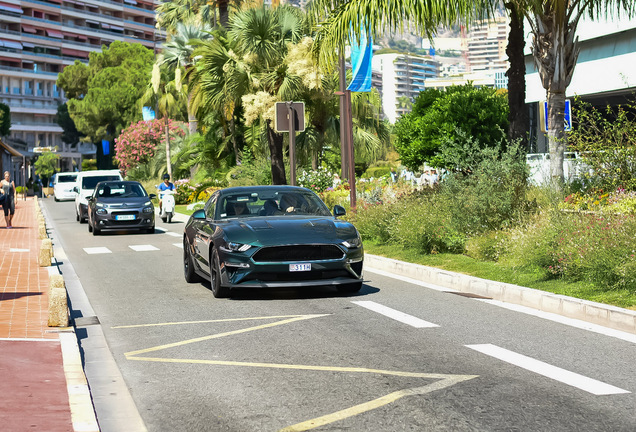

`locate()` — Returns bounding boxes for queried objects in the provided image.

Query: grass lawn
[175,204,196,216]
[364,242,636,310]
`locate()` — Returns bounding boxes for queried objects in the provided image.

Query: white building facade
[371,53,440,123]
[524,16,636,153]
[0,0,162,170]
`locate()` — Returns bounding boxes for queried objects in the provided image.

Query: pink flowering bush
[114,119,186,174]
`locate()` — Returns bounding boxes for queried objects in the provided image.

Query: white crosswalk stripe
[173,243,183,249]
[466,344,630,395]
[352,301,439,328]
[83,247,112,254]
[129,245,160,252]
[165,232,181,237]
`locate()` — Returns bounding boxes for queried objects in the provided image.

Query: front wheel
[210,250,230,298]
[167,212,173,223]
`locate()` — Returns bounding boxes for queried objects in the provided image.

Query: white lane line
[466,344,630,396]
[129,245,159,252]
[477,299,636,345]
[166,232,181,238]
[352,301,439,328]
[364,267,458,293]
[83,247,112,254]
[173,243,183,249]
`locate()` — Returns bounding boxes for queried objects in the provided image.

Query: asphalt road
[43,198,636,432]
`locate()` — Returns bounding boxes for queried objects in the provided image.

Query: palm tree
[228,5,307,184]
[159,23,212,135]
[140,64,186,178]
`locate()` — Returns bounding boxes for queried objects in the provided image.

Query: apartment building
[371,53,440,123]
[464,16,509,73]
[0,0,161,171]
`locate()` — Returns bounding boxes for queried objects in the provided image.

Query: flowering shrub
[173,179,221,205]
[297,166,336,193]
[114,119,186,175]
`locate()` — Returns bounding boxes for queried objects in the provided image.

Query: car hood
[221,216,359,246]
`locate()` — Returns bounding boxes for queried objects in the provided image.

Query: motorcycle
[157,187,176,223]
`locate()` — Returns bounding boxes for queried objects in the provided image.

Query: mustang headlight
[221,242,253,253]
[342,237,362,249]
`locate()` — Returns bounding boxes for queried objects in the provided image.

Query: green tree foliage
[568,99,636,191]
[34,151,59,184]
[0,102,10,136]
[57,41,154,145]
[394,85,509,170]
[55,103,83,144]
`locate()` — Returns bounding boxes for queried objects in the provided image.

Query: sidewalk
[0,197,76,431]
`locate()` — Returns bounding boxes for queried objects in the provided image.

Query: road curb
[365,254,636,335]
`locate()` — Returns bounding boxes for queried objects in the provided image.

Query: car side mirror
[72,186,78,193]
[333,205,346,217]
[149,194,157,199]
[192,209,206,220]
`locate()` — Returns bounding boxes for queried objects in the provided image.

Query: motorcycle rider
[157,173,175,215]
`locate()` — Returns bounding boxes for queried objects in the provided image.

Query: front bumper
[217,246,364,289]
[93,211,155,231]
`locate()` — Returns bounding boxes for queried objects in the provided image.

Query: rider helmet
[163,173,170,180]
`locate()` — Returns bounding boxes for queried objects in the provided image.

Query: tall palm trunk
[266,121,287,185]
[531,11,580,183]
[187,92,197,135]
[230,117,240,165]
[165,116,172,178]
[505,2,528,149]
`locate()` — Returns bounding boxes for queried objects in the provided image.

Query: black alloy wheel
[183,240,203,283]
[210,250,230,298]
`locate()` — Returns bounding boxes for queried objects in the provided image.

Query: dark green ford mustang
[183,186,364,298]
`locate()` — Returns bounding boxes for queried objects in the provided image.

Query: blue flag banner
[102,140,110,156]
[142,106,156,121]
[348,30,373,92]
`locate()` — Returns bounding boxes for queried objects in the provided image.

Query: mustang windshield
[219,190,332,219]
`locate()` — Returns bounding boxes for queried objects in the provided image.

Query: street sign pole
[287,102,297,186]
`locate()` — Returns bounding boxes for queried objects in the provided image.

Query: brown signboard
[275,102,305,132]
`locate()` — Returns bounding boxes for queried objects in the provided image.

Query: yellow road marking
[278,375,478,432]
[125,356,476,380]
[113,314,320,329]
[124,314,329,357]
[118,313,479,430]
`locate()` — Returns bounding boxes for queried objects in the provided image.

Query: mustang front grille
[252,245,344,262]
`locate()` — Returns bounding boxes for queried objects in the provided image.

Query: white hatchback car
[53,172,78,202]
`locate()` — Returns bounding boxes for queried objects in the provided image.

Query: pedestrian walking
[1,170,16,228]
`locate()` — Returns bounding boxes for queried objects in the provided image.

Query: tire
[337,281,363,294]
[76,211,79,222]
[167,212,173,223]
[88,221,93,233]
[54,197,59,202]
[210,250,230,298]
[183,240,203,283]
[92,225,100,236]
[161,215,167,222]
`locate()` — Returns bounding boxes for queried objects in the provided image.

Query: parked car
[74,169,123,223]
[183,185,364,298]
[86,180,156,235]
[53,172,78,202]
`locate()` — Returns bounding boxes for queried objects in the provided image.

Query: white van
[53,172,78,202]
[74,169,123,222]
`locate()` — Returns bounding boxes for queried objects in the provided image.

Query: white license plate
[115,215,136,221]
[290,263,311,272]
